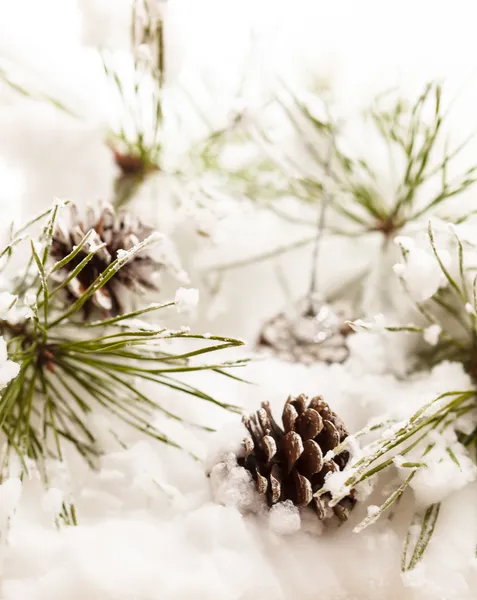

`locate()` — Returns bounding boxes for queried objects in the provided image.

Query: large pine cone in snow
[239,394,356,522]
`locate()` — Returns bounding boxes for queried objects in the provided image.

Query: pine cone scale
[293,470,313,506]
[282,431,304,474]
[297,439,323,479]
[317,420,340,453]
[260,435,277,464]
[295,408,323,440]
[269,465,282,503]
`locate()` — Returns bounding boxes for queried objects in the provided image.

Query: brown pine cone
[238,394,356,522]
[51,202,162,318]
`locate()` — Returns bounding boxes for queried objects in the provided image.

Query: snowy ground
[2,350,477,600]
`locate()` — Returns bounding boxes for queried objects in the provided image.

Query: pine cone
[238,394,356,522]
[257,297,354,366]
[51,202,162,317]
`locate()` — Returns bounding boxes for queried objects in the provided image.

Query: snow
[423,324,442,346]
[268,501,301,535]
[393,245,452,302]
[0,292,17,319]
[0,337,20,388]
[0,344,473,599]
[2,0,477,598]
[174,287,199,313]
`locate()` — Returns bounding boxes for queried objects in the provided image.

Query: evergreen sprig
[0,201,246,481]
[199,80,477,289]
[316,389,476,570]
[266,81,477,238]
[335,221,477,569]
[103,0,167,208]
[373,222,477,376]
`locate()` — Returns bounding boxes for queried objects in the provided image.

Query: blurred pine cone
[239,394,356,522]
[112,149,159,209]
[257,296,354,366]
[51,202,162,317]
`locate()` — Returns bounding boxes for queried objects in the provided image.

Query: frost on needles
[339,218,477,570]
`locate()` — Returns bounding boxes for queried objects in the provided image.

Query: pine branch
[0,202,246,480]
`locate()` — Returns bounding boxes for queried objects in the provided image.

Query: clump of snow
[0,353,475,599]
[393,237,451,301]
[174,286,199,313]
[269,501,301,535]
[322,468,353,500]
[209,453,260,513]
[0,336,20,388]
[465,302,476,316]
[405,441,477,507]
[366,505,380,519]
[0,291,36,324]
[423,324,441,346]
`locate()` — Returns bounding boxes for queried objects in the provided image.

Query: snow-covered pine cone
[239,394,356,522]
[51,202,162,317]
